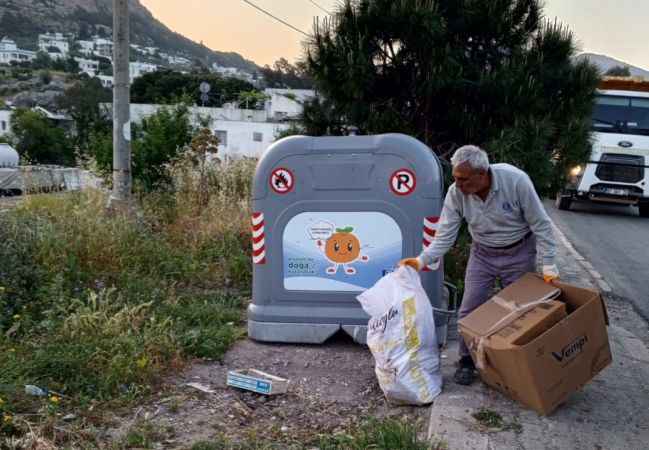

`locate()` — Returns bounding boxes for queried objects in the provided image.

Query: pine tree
[305,0,600,193]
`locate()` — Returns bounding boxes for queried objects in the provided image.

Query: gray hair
[451,145,490,171]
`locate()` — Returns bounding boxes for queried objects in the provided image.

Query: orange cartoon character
[316,226,370,275]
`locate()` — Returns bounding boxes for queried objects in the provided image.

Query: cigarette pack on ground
[459,273,612,415]
[226,369,289,395]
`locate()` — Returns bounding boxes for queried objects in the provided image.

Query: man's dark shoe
[454,356,476,385]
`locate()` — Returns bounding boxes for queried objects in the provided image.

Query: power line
[240,0,309,37]
[307,0,331,15]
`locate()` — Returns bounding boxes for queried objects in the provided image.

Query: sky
[139,0,649,69]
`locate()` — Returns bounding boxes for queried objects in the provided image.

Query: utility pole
[108,0,131,210]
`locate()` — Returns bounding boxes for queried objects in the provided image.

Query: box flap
[459,273,561,336]
[496,273,561,306]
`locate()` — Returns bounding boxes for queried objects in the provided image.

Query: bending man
[400,145,559,385]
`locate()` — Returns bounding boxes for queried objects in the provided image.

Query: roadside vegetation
[0,148,255,445]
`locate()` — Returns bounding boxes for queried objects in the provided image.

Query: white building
[93,38,113,59]
[0,143,19,168]
[167,55,191,66]
[74,57,99,77]
[212,64,254,83]
[0,37,36,64]
[77,40,95,56]
[126,103,291,159]
[38,33,69,56]
[129,61,157,80]
[0,109,12,136]
[97,75,113,89]
[264,88,316,121]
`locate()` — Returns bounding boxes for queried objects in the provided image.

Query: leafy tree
[56,77,112,155]
[605,65,631,77]
[51,56,80,74]
[237,90,269,110]
[96,56,113,76]
[306,0,600,193]
[32,51,53,70]
[132,106,194,190]
[92,106,194,191]
[10,108,73,165]
[260,58,314,89]
[130,70,257,107]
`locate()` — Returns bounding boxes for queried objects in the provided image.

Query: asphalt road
[544,198,649,321]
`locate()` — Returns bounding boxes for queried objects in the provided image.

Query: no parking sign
[390,169,416,196]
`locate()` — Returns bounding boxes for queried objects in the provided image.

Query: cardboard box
[459,273,612,415]
[226,369,289,395]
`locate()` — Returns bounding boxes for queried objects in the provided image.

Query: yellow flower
[49,396,60,404]
[136,356,148,369]
[0,286,5,292]
[0,397,4,405]
[2,414,11,424]
[12,314,20,320]
[8,348,15,353]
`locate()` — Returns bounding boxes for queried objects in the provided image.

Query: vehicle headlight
[570,165,583,177]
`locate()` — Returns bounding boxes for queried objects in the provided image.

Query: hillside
[0,0,259,72]
[578,53,649,79]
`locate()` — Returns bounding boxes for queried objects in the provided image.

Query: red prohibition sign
[390,169,417,196]
[270,167,294,194]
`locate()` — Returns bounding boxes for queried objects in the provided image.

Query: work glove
[398,257,421,272]
[542,264,560,283]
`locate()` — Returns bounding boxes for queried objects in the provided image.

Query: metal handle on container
[432,281,459,317]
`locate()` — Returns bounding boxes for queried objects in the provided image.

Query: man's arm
[517,175,556,267]
[417,189,464,268]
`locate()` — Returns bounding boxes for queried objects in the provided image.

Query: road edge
[549,219,612,293]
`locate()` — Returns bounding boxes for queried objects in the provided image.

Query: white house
[0,109,12,136]
[93,38,113,59]
[77,40,95,56]
[0,143,19,168]
[212,64,254,83]
[129,61,157,80]
[38,33,69,56]
[0,37,36,64]
[97,75,113,89]
[264,88,316,121]
[74,57,99,77]
[167,55,191,66]
[125,103,291,159]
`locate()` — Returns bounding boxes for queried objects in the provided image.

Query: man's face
[452,162,489,195]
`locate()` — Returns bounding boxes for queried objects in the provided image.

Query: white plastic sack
[357,266,442,405]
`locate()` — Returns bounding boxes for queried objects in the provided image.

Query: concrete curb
[428,326,649,450]
[549,219,612,293]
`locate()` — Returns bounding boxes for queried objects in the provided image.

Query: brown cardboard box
[458,273,612,415]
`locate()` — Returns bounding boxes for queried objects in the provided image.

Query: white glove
[542,264,559,283]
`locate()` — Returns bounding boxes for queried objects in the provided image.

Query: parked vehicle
[556,78,649,217]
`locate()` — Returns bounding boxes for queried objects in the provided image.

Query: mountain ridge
[0,0,259,72]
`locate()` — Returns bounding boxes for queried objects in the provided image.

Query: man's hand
[398,258,421,272]
[542,264,559,283]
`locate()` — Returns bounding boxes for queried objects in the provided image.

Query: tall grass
[0,158,256,442]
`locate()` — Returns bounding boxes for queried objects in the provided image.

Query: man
[400,145,559,385]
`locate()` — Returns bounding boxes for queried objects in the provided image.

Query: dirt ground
[105,332,434,448]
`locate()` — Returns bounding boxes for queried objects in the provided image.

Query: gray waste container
[248,133,446,344]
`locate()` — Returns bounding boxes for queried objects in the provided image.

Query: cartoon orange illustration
[316,226,369,275]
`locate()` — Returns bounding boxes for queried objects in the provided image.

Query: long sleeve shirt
[418,163,556,268]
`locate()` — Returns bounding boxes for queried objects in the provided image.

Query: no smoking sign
[270,167,294,194]
[390,169,416,196]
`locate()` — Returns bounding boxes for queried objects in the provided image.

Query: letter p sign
[390,169,416,196]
